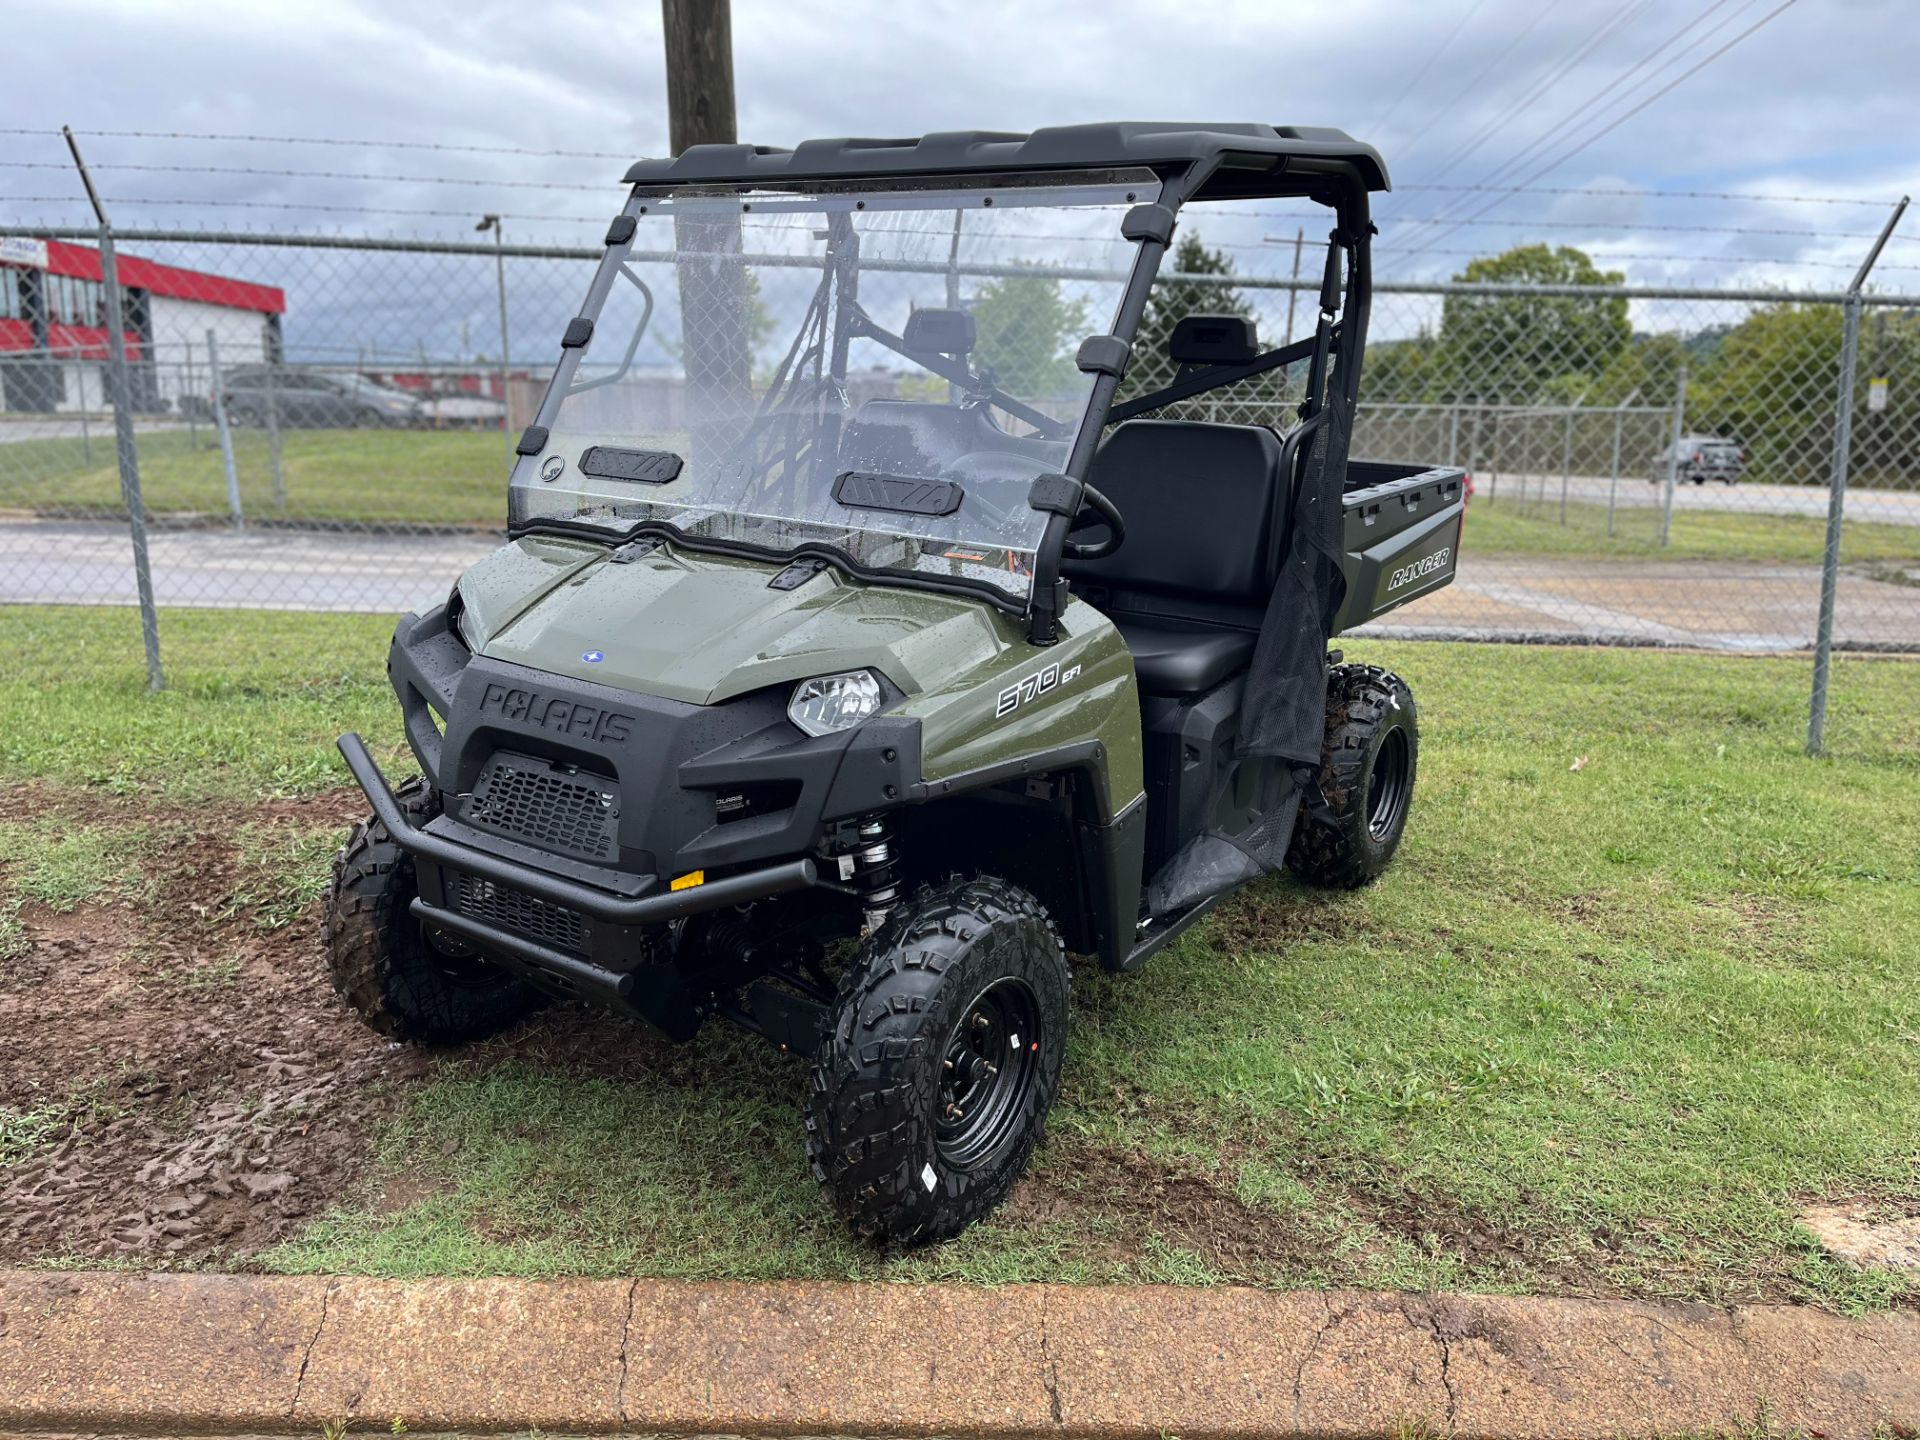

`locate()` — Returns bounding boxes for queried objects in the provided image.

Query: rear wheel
[805,876,1068,1245]
[1286,664,1419,890]
[324,775,548,1043]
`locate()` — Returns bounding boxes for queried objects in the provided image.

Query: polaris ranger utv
[326,123,1463,1243]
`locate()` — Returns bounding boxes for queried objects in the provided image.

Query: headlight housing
[787,669,883,737]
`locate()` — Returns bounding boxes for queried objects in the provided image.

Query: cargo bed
[1331,460,1467,633]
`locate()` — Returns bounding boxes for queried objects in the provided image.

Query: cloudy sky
[6,0,1917,359]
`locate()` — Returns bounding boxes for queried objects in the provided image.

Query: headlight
[787,670,883,737]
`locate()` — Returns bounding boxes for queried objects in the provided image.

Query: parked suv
[222,367,423,428]
[1658,435,1744,485]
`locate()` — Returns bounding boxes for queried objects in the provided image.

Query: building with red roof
[0,236,286,413]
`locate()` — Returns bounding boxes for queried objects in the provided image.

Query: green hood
[457,536,1018,706]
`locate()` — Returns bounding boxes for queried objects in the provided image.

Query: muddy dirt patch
[0,792,427,1263]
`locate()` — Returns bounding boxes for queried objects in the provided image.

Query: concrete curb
[1,1271,1915,1437]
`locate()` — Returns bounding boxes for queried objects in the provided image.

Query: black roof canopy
[623,123,1389,200]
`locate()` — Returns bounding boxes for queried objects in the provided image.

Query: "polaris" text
[479,682,635,745]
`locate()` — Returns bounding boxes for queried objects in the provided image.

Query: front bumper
[339,733,819,929]
[338,734,824,1036]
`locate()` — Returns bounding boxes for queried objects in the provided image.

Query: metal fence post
[1606,390,1634,539]
[1660,363,1687,548]
[1559,407,1574,525]
[62,128,163,691]
[182,338,199,450]
[206,329,244,530]
[265,361,285,512]
[1809,196,1910,755]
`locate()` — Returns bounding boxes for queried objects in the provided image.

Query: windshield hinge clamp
[768,557,832,591]
[514,424,549,457]
[1028,472,1082,518]
[1075,335,1131,379]
[561,316,594,349]
[609,538,663,564]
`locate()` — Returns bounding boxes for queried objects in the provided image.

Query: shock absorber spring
[845,815,901,936]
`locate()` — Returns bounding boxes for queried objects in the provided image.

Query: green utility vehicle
[326,124,1463,1243]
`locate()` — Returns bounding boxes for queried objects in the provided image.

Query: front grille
[464,752,619,860]
[452,872,590,955]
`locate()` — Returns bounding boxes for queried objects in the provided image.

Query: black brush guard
[337,733,818,1032]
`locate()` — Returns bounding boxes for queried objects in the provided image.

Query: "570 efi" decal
[995,661,1083,719]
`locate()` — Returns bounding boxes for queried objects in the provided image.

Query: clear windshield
[511,174,1157,606]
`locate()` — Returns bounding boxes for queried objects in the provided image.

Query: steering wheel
[1061,483,1126,562]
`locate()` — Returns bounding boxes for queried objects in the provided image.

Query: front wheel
[324,775,548,1044]
[805,876,1068,1245]
[1286,664,1419,890]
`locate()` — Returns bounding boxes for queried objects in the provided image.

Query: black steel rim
[1368,724,1412,841]
[936,978,1042,1170]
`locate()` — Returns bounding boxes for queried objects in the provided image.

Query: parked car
[417,388,509,429]
[1657,435,1744,485]
[222,368,423,429]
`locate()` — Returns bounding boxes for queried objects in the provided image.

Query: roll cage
[510,124,1389,645]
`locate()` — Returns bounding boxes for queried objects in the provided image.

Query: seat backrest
[1065,419,1284,617]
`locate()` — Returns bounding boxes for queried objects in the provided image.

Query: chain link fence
[1,220,1914,740]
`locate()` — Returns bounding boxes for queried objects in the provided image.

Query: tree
[1687,305,1847,484]
[1439,244,1631,404]
[1135,232,1253,365]
[969,269,1089,400]
[1118,231,1264,412]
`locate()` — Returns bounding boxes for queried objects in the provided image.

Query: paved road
[0,418,191,444]
[2,517,1915,652]
[1488,471,1920,527]
[0,519,497,614]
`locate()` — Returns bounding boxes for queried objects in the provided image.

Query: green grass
[1468,495,1920,567]
[0,427,508,528]
[0,607,400,798]
[5,423,1910,574]
[2,606,1917,1301]
[0,819,161,909]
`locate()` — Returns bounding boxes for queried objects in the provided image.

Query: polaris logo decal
[1388,548,1452,592]
[995,661,1081,719]
[479,682,635,745]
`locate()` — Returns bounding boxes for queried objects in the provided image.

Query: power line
[1403,0,1804,257]
[1466,0,1747,197]
[1422,0,1656,185]
[1372,0,1494,136]
[1391,0,1567,170]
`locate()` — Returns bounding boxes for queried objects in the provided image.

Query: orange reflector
[669,870,706,892]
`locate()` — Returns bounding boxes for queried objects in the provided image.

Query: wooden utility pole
[662,0,737,153]
[660,0,748,465]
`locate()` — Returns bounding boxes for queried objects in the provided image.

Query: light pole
[476,213,511,451]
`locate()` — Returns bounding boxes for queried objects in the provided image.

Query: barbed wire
[1391,184,1892,206]
[0,160,620,192]
[0,126,644,162]
[0,193,609,225]
[1372,246,1920,272]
